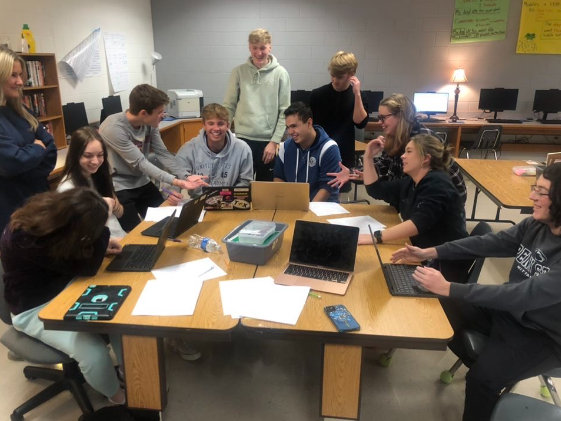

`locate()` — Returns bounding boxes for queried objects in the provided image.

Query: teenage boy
[175,103,253,196]
[100,84,208,232]
[223,28,291,181]
[309,51,369,182]
[274,102,341,203]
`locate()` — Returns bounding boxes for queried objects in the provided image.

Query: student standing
[0,48,57,235]
[100,84,208,232]
[223,28,290,181]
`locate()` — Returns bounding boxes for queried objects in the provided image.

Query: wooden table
[456,159,534,224]
[367,120,561,157]
[242,205,453,420]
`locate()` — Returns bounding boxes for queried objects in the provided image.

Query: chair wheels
[540,384,552,399]
[378,353,393,367]
[440,370,455,384]
[11,412,24,421]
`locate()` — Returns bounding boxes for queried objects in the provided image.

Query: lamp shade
[151,52,162,65]
[450,68,468,84]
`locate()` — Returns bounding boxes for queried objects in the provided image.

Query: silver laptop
[274,220,359,295]
[251,181,310,211]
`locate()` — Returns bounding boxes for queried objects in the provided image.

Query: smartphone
[324,305,360,332]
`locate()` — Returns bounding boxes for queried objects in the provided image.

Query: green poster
[451,0,510,43]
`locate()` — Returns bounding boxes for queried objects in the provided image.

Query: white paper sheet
[132,279,203,316]
[327,215,386,235]
[144,206,182,222]
[152,258,226,282]
[219,277,274,318]
[60,28,101,80]
[309,202,350,217]
[103,32,129,92]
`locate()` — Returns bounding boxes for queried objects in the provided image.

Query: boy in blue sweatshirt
[273,102,341,202]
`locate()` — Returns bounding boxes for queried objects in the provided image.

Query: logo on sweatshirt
[515,245,550,278]
[309,157,317,168]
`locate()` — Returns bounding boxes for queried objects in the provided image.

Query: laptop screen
[290,220,358,272]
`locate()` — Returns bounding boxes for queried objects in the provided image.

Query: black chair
[100,95,122,125]
[433,127,450,147]
[0,266,93,421]
[460,125,503,159]
[378,222,493,367]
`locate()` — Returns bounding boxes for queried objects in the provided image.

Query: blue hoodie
[274,125,341,202]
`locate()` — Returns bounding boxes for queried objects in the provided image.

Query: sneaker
[7,351,23,361]
[174,339,201,361]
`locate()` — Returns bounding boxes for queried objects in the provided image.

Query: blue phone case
[324,305,360,332]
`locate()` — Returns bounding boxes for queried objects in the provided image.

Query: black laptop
[106,210,176,272]
[369,226,437,298]
[201,186,251,210]
[141,193,207,238]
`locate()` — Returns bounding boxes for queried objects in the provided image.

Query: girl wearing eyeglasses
[391,163,561,421]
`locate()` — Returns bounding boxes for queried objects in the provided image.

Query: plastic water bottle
[188,234,221,253]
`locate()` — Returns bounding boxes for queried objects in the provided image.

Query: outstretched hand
[412,266,450,296]
[391,243,429,264]
[327,162,363,189]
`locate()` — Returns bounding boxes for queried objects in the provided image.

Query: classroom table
[456,159,534,225]
[39,205,453,419]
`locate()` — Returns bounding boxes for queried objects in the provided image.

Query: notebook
[64,285,131,321]
[201,186,251,210]
[106,211,176,272]
[142,193,207,238]
[251,181,309,211]
[369,226,437,298]
[274,220,359,295]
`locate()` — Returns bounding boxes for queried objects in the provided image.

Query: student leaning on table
[57,127,126,238]
[0,188,126,405]
[391,163,561,421]
[0,48,57,235]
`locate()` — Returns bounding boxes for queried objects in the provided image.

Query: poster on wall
[516,1,561,54]
[59,28,102,80]
[451,0,510,44]
[103,33,129,93]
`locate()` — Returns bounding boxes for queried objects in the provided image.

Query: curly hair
[543,163,561,228]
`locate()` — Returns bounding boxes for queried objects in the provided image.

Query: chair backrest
[547,152,561,167]
[465,222,493,284]
[0,264,12,325]
[62,102,88,136]
[474,125,502,150]
[433,127,450,147]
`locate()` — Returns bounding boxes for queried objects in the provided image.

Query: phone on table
[324,305,360,332]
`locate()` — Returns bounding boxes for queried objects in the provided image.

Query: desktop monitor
[478,88,518,119]
[62,102,89,136]
[413,92,449,122]
[532,89,561,121]
[364,91,384,112]
[100,95,123,124]
[290,90,312,105]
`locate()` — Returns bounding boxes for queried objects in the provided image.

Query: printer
[167,89,204,118]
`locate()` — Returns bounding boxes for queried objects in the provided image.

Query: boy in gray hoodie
[175,103,253,197]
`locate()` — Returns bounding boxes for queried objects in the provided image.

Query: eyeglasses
[530,185,550,198]
[378,113,396,123]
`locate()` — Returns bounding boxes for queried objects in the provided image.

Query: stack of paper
[327,215,386,235]
[219,277,310,325]
[309,202,349,216]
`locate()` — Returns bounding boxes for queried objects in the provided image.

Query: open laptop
[106,211,176,272]
[274,220,359,295]
[202,186,251,210]
[141,193,207,238]
[369,226,437,298]
[251,181,309,211]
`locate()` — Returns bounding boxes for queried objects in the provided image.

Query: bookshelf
[19,53,66,150]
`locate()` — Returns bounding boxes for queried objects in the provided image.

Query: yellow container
[21,24,36,53]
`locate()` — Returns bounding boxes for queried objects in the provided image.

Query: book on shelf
[22,92,47,117]
[24,60,46,87]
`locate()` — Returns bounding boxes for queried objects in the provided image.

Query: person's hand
[166,190,183,206]
[173,175,209,190]
[364,136,385,159]
[34,139,46,149]
[262,142,277,164]
[412,266,450,296]
[390,243,432,264]
[358,234,374,245]
[106,238,123,255]
[103,197,116,216]
[327,162,350,188]
[349,75,362,96]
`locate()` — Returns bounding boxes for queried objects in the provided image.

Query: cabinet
[19,53,66,149]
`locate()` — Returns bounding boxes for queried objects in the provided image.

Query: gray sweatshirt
[99,112,183,191]
[175,128,253,196]
[437,217,561,346]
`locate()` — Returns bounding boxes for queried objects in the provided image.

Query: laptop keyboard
[125,245,156,269]
[285,264,348,283]
[386,264,426,294]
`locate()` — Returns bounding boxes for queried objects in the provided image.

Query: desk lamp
[151,52,162,86]
[450,67,467,122]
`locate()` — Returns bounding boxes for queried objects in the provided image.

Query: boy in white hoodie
[176,103,253,197]
[223,28,290,181]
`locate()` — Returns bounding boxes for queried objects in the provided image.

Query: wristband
[374,230,383,244]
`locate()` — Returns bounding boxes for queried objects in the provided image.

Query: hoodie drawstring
[295,149,310,183]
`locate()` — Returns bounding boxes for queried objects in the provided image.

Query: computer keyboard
[540,120,561,125]
[285,264,348,283]
[125,245,156,269]
[386,264,427,294]
[486,119,523,124]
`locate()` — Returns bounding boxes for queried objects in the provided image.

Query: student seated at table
[175,103,253,197]
[57,126,126,238]
[273,101,341,203]
[99,84,208,232]
[0,188,126,405]
[391,163,561,421]
[358,133,471,283]
[329,93,467,206]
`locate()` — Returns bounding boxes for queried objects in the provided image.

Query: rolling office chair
[433,127,450,147]
[459,125,503,159]
[0,266,94,421]
[378,222,492,367]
